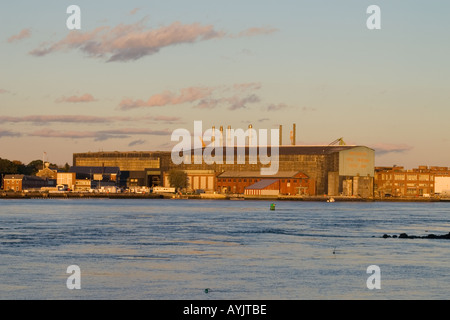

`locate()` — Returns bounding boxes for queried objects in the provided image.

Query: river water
[0,199,449,300]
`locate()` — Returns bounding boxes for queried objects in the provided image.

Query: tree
[63,163,70,172]
[168,169,189,192]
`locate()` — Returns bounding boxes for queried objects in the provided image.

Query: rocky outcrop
[382,232,450,239]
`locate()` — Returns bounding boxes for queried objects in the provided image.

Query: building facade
[2,174,52,191]
[374,166,450,197]
[73,145,375,197]
[217,171,313,195]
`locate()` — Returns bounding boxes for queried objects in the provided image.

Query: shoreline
[1,192,449,202]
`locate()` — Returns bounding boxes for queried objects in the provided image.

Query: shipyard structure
[73,144,375,198]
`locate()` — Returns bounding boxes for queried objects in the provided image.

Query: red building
[216,171,315,195]
[2,174,51,192]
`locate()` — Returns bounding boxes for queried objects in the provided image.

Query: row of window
[217,178,301,183]
[378,174,434,181]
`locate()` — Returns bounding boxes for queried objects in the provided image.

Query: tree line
[0,158,70,184]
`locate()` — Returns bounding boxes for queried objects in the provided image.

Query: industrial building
[73,125,375,197]
[375,165,450,197]
[217,171,313,195]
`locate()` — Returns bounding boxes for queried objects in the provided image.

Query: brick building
[375,165,450,197]
[217,171,314,195]
[2,174,51,192]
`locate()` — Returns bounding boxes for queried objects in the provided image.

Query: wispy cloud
[0,114,182,125]
[0,115,117,124]
[128,139,146,147]
[7,28,31,43]
[29,20,277,62]
[236,26,278,37]
[28,128,171,141]
[129,8,140,15]
[121,82,263,111]
[0,130,21,138]
[120,86,214,110]
[371,143,414,155]
[266,103,289,112]
[56,93,97,103]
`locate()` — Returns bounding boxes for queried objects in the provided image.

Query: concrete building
[435,176,450,195]
[57,172,76,190]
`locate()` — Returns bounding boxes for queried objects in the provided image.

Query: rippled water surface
[1,199,449,299]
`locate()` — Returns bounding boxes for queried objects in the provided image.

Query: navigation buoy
[270,203,275,211]
[204,288,210,294]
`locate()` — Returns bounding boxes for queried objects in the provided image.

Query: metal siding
[339,147,375,177]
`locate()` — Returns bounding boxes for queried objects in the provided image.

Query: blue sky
[1,1,450,167]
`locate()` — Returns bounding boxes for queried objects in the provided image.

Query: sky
[1,0,450,168]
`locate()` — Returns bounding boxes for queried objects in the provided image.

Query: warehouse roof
[218,171,307,178]
[245,179,278,190]
[69,166,120,175]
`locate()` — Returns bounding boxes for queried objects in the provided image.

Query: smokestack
[227,125,231,146]
[292,123,296,145]
[279,125,282,146]
[248,124,253,146]
[212,126,215,147]
[219,126,223,146]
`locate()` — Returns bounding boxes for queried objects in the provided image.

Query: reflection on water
[0,199,449,299]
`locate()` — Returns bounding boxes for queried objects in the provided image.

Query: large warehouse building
[73,144,375,197]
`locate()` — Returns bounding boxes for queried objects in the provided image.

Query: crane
[328,137,346,146]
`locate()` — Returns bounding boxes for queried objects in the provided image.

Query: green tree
[63,163,70,172]
[168,169,189,192]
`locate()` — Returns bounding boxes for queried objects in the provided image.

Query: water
[0,199,449,300]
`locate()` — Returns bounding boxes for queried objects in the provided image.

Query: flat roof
[218,171,306,178]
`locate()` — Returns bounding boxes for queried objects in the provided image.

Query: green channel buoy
[204,288,210,294]
[270,203,275,210]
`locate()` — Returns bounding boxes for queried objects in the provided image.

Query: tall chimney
[279,125,283,146]
[212,126,215,147]
[219,126,224,146]
[227,125,231,146]
[248,124,253,146]
[292,123,296,145]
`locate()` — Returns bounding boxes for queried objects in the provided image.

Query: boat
[327,198,335,202]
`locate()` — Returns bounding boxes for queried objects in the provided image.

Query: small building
[69,166,120,183]
[36,162,58,180]
[434,176,450,195]
[217,171,314,195]
[57,172,76,191]
[163,170,216,193]
[244,179,280,196]
[2,174,52,192]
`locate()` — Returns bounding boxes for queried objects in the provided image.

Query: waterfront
[1,199,449,299]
